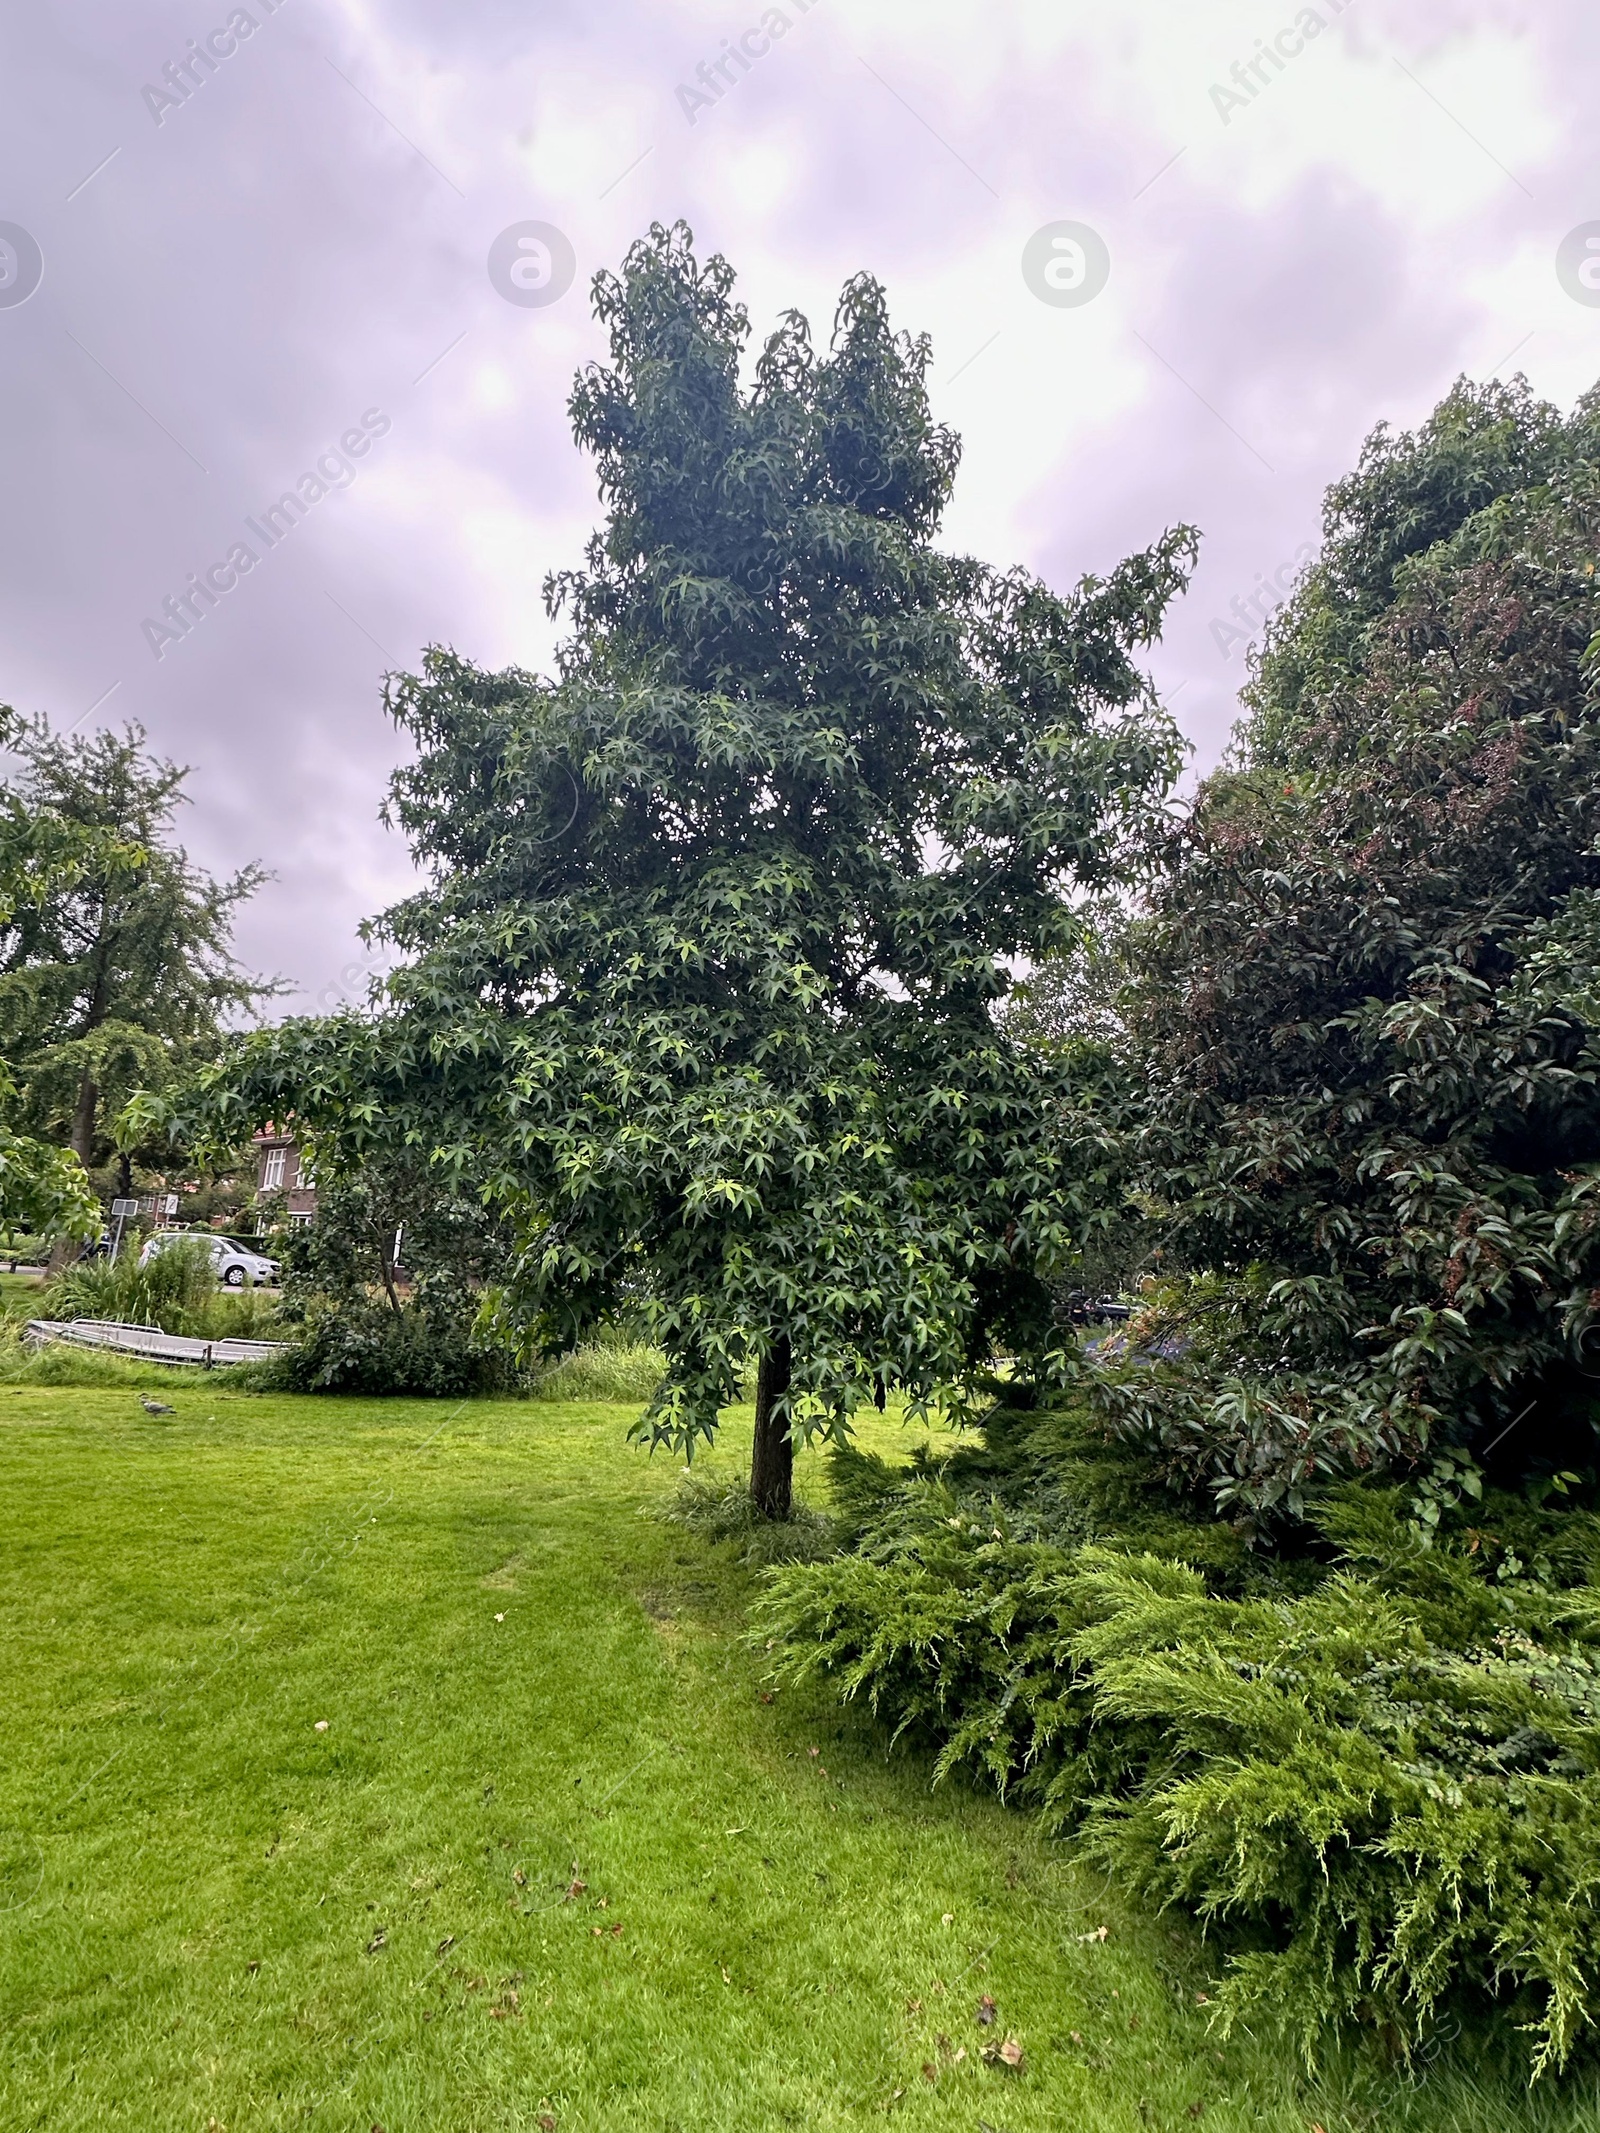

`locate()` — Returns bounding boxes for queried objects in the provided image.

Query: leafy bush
[755,1399,1600,2078]
[260,1297,521,1398]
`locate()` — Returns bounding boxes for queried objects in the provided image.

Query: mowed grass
[3,1391,1596,2133]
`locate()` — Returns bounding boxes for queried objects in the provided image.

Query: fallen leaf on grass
[1075,1924,1108,1943]
[976,1993,997,2026]
[563,1879,586,1902]
[921,2062,937,2083]
[538,2116,556,2132]
[435,1937,455,1959]
[365,1929,387,1956]
[610,1922,623,1938]
[981,2035,1025,2071]
[512,1867,527,1886]
[313,1720,329,1733]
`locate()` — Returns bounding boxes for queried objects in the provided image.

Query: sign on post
[108,1197,140,1262]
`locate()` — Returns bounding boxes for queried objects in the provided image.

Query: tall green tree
[0,713,274,1180]
[1105,376,1600,1517]
[175,225,1193,1514]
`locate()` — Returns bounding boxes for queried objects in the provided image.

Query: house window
[262,1148,287,1191]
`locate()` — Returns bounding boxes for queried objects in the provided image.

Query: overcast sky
[3,0,1597,1007]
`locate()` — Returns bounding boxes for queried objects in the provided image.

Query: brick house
[253,1126,316,1224]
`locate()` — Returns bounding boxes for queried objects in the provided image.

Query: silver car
[139,1231,280,1287]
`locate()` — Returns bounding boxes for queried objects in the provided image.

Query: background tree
[1104,375,1600,1517]
[183,224,1194,1515]
[0,713,274,1187]
[261,1139,522,1398]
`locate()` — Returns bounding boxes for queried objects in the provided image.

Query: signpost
[108,1197,140,1262]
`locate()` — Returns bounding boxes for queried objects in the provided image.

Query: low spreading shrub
[754,1399,1600,2078]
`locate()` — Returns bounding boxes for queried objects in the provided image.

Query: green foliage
[0,713,271,1169]
[0,1061,99,1244]
[40,1236,276,1341]
[257,1144,523,1398]
[164,222,1194,1472]
[756,1400,1600,2078]
[0,1117,98,1246]
[272,1144,511,1323]
[258,1297,518,1398]
[1101,376,1600,1510]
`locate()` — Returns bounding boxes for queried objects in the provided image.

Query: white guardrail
[24,1319,289,1367]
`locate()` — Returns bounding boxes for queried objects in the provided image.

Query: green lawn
[3,1388,1593,2131]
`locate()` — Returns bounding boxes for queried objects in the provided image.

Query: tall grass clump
[40,1239,281,1341]
[657,1467,835,1566]
[529,1338,667,1404]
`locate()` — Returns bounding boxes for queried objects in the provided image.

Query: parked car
[1063,1290,1132,1325]
[139,1231,280,1287]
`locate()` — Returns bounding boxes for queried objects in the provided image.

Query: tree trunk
[750,1333,793,1522]
[70,1068,97,1169]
